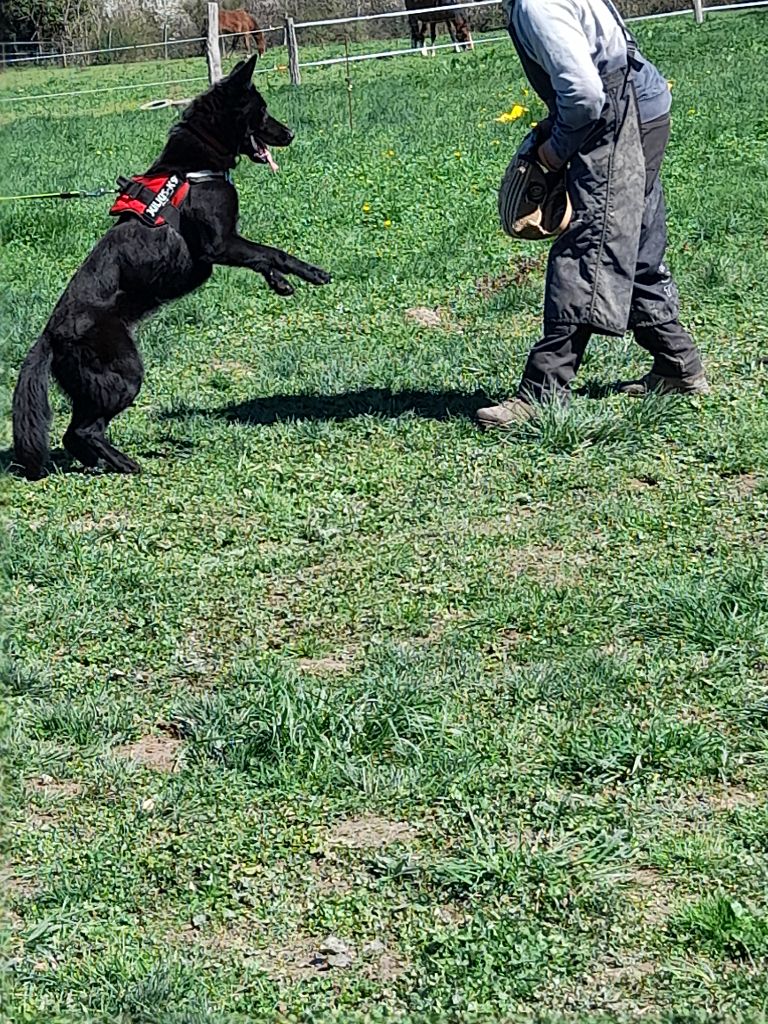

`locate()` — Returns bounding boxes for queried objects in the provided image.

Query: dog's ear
[224,54,258,89]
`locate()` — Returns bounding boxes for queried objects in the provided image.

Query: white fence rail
[2,35,206,65]
[3,0,763,70]
[0,25,286,67]
[293,0,500,28]
[0,0,766,105]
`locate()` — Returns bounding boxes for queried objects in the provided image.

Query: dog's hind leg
[64,407,141,474]
[63,406,106,469]
[58,317,144,474]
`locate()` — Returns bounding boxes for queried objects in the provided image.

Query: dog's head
[182,55,294,170]
[222,56,294,168]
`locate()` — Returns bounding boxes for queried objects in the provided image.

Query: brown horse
[406,0,474,55]
[218,9,266,57]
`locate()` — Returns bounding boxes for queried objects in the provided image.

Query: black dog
[12,56,330,480]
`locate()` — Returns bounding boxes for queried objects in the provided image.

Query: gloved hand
[533,116,554,142]
[537,137,565,173]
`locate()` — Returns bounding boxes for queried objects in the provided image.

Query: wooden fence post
[206,2,222,83]
[692,0,704,23]
[286,16,300,85]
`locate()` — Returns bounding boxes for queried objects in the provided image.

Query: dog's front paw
[266,270,295,296]
[305,265,332,286]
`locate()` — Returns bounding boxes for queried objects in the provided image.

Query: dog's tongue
[264,147,279,173]
[251,133,280,172]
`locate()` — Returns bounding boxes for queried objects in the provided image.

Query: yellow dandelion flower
[362,202,371,213]
[495,103,528,124]
[384,148,395,158]
[383,219,392,228]
[454,150,462,158]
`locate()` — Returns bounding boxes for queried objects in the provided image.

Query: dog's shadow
[168,387,492,426]
[1,446,84,478]
[2,390,491,477]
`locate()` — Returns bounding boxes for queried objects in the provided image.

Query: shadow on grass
[1,438,202,478]
[0,446,78,478]
[167,387,493,426]
[574,379,622,400]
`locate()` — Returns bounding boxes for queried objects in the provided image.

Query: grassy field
[2,12,768,1022]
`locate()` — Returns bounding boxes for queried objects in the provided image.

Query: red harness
[109,174,190,229]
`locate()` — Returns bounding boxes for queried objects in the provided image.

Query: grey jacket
[504,0,671,163]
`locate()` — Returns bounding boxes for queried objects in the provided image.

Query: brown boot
[476,397,537,430]
[617,371,710,397]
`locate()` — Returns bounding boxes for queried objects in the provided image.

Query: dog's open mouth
[249,135,279,172]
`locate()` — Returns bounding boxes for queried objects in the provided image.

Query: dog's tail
[12,335,53,480]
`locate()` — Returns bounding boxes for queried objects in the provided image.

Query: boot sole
[619,378,710,398]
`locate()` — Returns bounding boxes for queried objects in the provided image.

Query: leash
[0,186,117,203]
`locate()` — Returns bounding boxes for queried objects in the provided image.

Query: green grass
[2,13,768,1022]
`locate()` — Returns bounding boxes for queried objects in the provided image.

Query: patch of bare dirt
[1,868,39,901]
[647,785,764,819]
[23,811,59,831]
[67,512,132,535]
[1,908,25,934]
[325,816,419,850]
[486,627,523,659]
[625,867,675,926]
[27,775,82,799]
[433,904,469,927]
[308,856,356,896]
[507,545,594,584]
[259,934,407,981]
[360,940,409,982]
[113,735,183,772]
[409,610,470,649]
[173,919,260,955]
[170,920,409,982]
[297,654,354,675]
[475,256,547,299]
[731,473,762,498]
[707,786,763,812]
[554,954,660,1016]
[172,632,220,683]
[404,306,445,329]
[210,359,253,376]
[466,512,533,536]
[440,525,592,584]
[628,475,659,491]
[600,959,657,983]
[537,865,674,1015]
[258,935,348,979]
